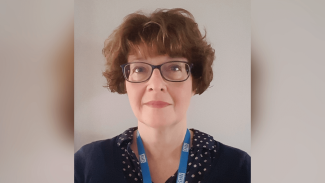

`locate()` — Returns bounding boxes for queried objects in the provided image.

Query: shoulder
[75,137,117,157]
[74,135,121,166]
[190,128,250,164]
[216,141,250,162]
[74,138,117,166]
[191,129,250,182]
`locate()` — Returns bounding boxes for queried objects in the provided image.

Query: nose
[147,68,167,92]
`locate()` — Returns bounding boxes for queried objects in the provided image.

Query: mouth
[144,101,171,108]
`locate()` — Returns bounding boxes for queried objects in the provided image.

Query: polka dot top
[116,127,218,183]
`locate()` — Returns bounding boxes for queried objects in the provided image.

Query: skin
[126,53,195,183]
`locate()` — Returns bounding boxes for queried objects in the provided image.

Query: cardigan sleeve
[203,142,251,183]
[74,140,110,183]
[75,145,87,183]
[74,138,127,183]
[236,151,251,182]
[74,141,101,183]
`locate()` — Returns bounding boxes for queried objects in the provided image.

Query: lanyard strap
[137,129,191,183]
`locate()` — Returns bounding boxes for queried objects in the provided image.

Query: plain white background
[75,0,250,154]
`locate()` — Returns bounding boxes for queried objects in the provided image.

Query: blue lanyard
[136,129,191,183]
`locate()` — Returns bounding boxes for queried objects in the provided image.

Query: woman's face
[125,53,195,129]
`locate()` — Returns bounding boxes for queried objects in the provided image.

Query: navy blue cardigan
[75,136,251,183]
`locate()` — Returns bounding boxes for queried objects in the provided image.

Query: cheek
[170,80,193,112]
[125,82,145,111]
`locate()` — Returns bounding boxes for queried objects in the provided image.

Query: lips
[144,101,171,108]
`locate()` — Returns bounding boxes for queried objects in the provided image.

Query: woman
[75,8,250,183]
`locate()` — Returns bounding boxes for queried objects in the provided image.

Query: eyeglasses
[120,61,194,83]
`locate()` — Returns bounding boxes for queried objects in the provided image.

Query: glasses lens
[124,63,152,82]
[161,62,190,81]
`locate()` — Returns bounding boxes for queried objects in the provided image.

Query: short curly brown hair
[102,8,215,95]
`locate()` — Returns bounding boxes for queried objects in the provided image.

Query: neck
[135,120,190,160]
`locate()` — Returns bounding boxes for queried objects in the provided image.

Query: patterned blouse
[116,127,218,183]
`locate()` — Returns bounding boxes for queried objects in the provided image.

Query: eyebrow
[128,56,188,62]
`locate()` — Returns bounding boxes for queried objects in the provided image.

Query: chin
[140,117,177,129]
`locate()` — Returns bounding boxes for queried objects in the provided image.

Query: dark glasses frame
[120,61,194,83]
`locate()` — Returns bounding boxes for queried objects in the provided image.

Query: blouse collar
[117,127,215,151]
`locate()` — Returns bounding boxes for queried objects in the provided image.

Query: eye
[170,65,182,71]
[134,67,145,73]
